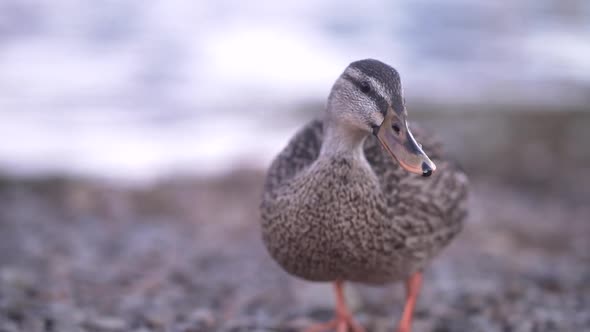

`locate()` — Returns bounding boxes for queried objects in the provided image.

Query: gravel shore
[0,171,588,331]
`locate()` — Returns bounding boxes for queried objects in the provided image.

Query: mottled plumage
[261,120,467,284]
[259,59,468,332]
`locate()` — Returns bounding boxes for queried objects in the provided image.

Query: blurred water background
[0,0,589,187]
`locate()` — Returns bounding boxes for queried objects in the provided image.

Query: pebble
[83,316,127,331]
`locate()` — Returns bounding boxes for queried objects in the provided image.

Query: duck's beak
[374,107,436,177]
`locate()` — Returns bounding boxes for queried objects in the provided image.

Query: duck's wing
[263,119,324,194]
[364,126,468,257]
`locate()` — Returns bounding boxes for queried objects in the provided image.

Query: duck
[260,59,468,332]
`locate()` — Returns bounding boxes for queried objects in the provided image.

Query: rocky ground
[0,171,588,332]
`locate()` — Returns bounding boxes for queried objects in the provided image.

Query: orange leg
[304,281,365,332]
[395,272,423,332]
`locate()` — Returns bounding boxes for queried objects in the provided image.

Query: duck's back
[261,119,468,284]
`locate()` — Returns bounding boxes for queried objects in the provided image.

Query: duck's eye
[392,124,401,134]
[359,81,371,93]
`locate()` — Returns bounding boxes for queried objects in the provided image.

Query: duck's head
[326,59,436,177]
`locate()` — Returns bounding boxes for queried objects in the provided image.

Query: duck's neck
[320,120,368,161]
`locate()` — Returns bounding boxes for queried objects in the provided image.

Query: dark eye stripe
[342,73,388,116]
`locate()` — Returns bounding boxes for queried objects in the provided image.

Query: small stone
[281,316,315,331]
[84,316,127,331]
[131,329,152,332]
[188,308,215,327]
[142,308,175,329]
[293,281,362,313]
[173,308,216,332]
[359,316,393,332]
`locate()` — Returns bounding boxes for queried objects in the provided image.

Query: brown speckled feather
[261,119,467,284]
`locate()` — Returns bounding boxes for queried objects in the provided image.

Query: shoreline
[0,170,588,331]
